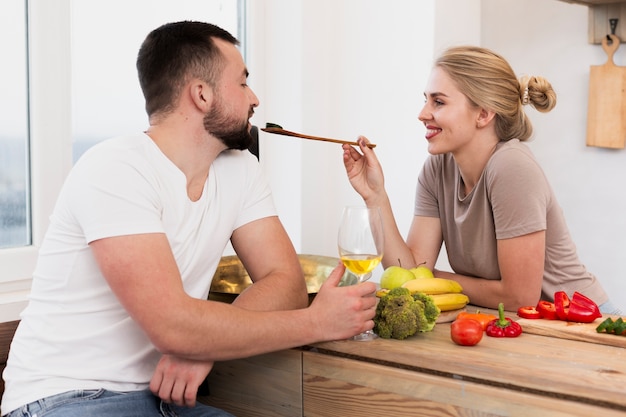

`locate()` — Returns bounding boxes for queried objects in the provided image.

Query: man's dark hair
[136,21,239,117]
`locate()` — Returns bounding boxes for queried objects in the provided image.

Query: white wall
[479,0,626,312]
[248,0,437,282]
[249,0,626,312]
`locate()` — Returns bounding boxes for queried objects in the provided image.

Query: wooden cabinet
[200,318,626,417]
[302,351,624,417]
[199,349,303,417]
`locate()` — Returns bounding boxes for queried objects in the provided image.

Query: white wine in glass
[337,206,384,341]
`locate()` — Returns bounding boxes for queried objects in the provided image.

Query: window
[71,0,242,160]
[0,0,243,318]
[0,1,29,249]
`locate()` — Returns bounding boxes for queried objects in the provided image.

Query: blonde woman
[343,45,620,314]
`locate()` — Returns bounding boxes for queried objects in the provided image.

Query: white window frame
[0,0,72,320]
[0,0,247,321]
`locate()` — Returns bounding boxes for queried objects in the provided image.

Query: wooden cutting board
[517,315,626,348]
[586,34,626,149]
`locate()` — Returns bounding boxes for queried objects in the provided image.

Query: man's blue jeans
[4,389,234,417]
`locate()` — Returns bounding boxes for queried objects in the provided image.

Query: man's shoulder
[76,133,150,162]
[214,149,260,172]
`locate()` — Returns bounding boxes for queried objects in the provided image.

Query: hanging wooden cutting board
[586,34,626,149]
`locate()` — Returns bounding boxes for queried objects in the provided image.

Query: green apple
[410,263,434,279]
[379,266,415,290]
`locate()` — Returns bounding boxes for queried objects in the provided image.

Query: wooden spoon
[260,126,376,149]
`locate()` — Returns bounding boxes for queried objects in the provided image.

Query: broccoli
[374,287,440,339]
[411,291,440,332]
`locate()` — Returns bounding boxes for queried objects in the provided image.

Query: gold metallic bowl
[208,254,357,304]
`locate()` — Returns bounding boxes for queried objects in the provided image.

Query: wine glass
[337,206,384,341]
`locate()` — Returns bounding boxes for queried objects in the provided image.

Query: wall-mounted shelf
[559,0,626,43]
[559,0,623,4]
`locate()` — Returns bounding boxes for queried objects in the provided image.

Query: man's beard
[203,95,253,151]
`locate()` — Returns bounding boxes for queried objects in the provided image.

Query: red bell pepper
[486,303,522,338]
[554,291,570,321]
[567,300,601,323]
[571,291,602,319]
[536,300,557,320]
[517,305,541,319]
[568,292,602,323]
[553,291,602,323]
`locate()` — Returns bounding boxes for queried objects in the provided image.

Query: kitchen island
[201,309,626,416]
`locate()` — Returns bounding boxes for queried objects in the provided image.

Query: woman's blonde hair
[435,46,557,141]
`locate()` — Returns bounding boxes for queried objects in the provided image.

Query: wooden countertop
[307,308,626,412]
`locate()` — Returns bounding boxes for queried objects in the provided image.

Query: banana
[375,286,469,311]
[376,288,390,298]
[429,293,470,311]
[401,277,463,295]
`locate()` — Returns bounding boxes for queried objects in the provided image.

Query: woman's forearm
[433,269,539,310]
[365,193,416,270]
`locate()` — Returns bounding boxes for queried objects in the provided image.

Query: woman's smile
[424,125,441,140]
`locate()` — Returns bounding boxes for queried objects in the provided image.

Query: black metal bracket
[608,18,619,43]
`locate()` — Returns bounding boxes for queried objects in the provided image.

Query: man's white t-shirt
[2,133,277,414]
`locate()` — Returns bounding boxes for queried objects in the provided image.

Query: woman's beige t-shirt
[415,139,608,305]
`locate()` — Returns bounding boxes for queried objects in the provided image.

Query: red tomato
[450,318,484,346]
